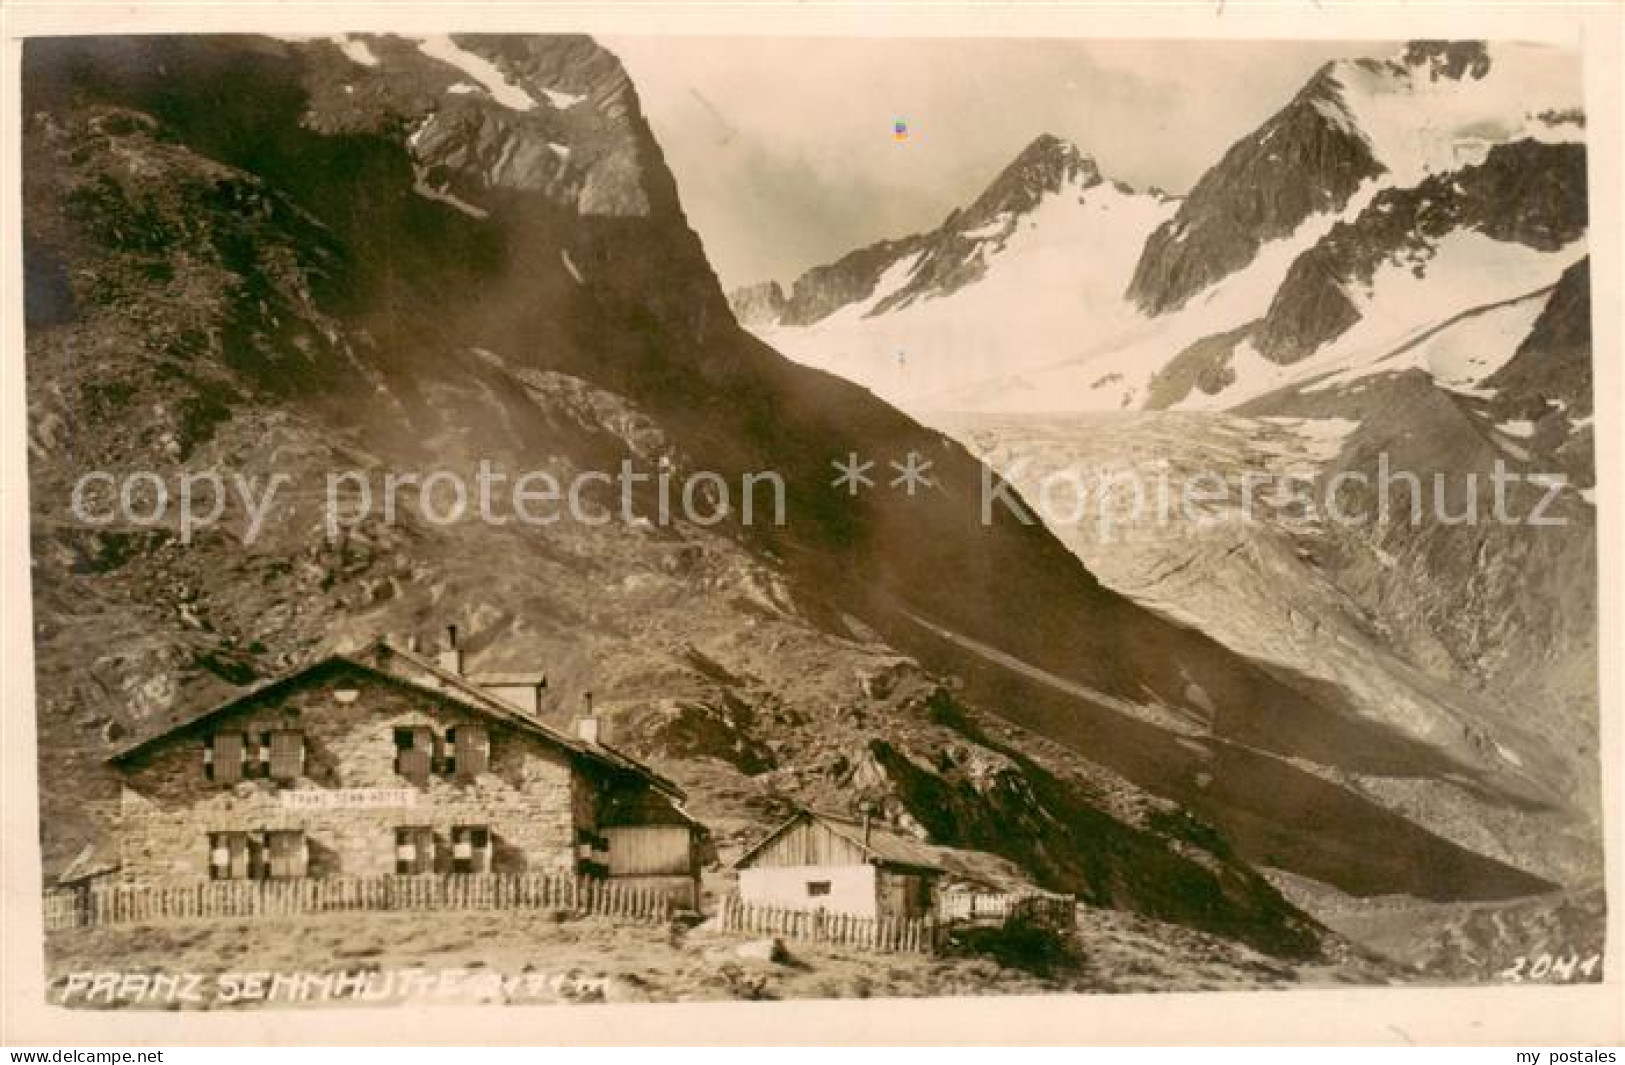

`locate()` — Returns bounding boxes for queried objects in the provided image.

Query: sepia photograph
[1,1,1619,1049]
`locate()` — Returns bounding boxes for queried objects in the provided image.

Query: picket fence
[42,873,673,932]
[715,894,939,954]
[937,890,1076,930]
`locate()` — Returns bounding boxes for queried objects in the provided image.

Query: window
[395,826,435,875]
[575,826,608,876]
[807,880,832,898]
[267,730,304,781]
[208,831,255,880]
[265,830,308,879]
[451,825,491,874]
[205,733,247,784]
[393,727,433,785]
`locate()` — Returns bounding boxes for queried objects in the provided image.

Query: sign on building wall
[279,789,420,811]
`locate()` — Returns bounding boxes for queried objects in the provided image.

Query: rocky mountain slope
[19,32,1439,962]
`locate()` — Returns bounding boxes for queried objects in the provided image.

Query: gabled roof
[106,641,684,802]
[734,808,946,874]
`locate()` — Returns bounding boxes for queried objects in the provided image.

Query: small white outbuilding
[733,809,944,921]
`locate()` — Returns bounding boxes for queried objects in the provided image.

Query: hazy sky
[608,37,1392,291]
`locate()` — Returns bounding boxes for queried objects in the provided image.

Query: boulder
[733,937,787,964]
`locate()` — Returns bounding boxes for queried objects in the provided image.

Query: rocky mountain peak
[1128,38,1578,316]
[1126,68,1382,315]
[1398,39,1492,81]
[726,279,788,329]
[286,33,654,221]
[968,133,1103,219]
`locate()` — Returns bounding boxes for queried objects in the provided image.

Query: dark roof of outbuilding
[467,672,549,687]
[54,842,119,887]
[734,808,946,874]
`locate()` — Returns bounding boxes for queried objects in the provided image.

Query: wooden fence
[715,894,939,954]
[43,873,673,932]
[937,890,1076,930]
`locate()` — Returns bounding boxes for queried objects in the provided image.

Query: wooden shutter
[210,832,251,879]
[268,832,289,879]
[394,827,414,875]
[268,831,305,879]
[452,826,491,873]
[209,833,232,880]
[212,734,243,784]
[269,730,303,781]
[456,725,489,779]
[396,827,432,875]
[396,728,432,785]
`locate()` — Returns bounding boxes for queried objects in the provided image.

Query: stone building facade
[108,639,702,904]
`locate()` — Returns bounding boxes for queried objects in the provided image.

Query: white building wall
[737,863,877,917]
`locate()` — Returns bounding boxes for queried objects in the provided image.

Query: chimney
[437,624,463,675]
[857,798,879,846]
[575,691,602,745]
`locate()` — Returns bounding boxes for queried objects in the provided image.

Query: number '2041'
[1497,951,1602,982]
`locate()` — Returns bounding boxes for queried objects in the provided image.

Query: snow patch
[271,34,379,68]
[1264,416,1363,461]
[1329,41,1583,187]
[408,114,435,149]
[961,213,1013,241]
[411,167,488,219]
[333,36,379,68]
[1291,232,1584,400]
[416,36,537,111]
[560,249,584,285]
[1306,285,1552,396]
[542,87,587,109]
